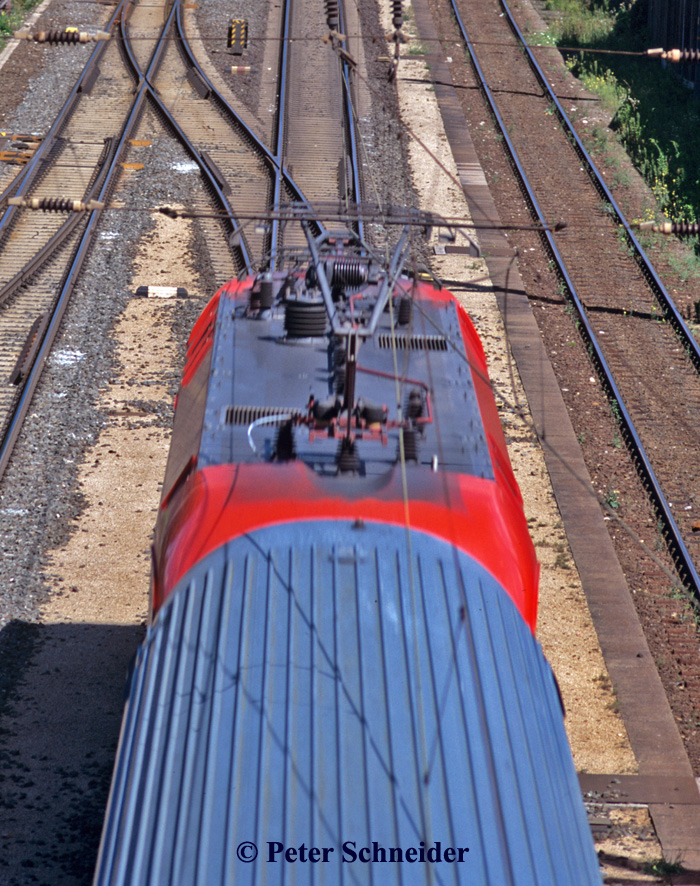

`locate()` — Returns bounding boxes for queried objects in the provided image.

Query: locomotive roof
[197,267,494,483]
[95,522,600,885]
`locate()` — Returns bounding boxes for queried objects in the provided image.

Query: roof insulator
[398,427,419,462]
[336,437,359,473]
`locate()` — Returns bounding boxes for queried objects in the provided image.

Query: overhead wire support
[634,220,700,236]
[388,0,404,81]
[152,200,564,240]
[8,196,104,211]
[646,47,700,63]
[13,27,111,43]
[335,0,363,241]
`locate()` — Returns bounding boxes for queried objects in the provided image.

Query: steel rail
[0,0,128,228]
[338,0,363,241]
[0,0,293,478]
[0,1,144,311]
[0,0,198,478]
[448,0,700,598]
[0,0,297,477]
[118,0,152,84]
[173,0,320,268]
[121,0,252,270]
[499,0,700,374]
[0,0,367,478]
[0,139,114,309]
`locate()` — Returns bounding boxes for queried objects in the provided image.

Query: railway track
[414,0,700,796]
[3,0,694,622]
[2,0,696,877]
[170,0,361,260]
[443,0,700,604]
[404,0,700,862]
[0,1,133,474]
[0,0,370,481]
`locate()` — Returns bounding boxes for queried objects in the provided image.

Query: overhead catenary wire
[18,195,700,241]
[21,16,697,62]
[10,17,695,243]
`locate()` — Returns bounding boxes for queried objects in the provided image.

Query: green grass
[536,0,700,234]
[0,0,45,51]
[543,0,618,45]
[603,488,620,509]
[406,40,429,57]
[669,249,700,282]
[643,858,685,876]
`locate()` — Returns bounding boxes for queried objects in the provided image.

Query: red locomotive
[95,216,600,885]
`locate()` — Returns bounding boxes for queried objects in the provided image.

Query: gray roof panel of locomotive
[197,282,493,480]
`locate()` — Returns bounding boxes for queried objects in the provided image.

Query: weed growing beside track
[0,0,43,51]
[539,0,700,272]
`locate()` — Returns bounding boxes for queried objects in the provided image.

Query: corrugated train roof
[95,521,600,885]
